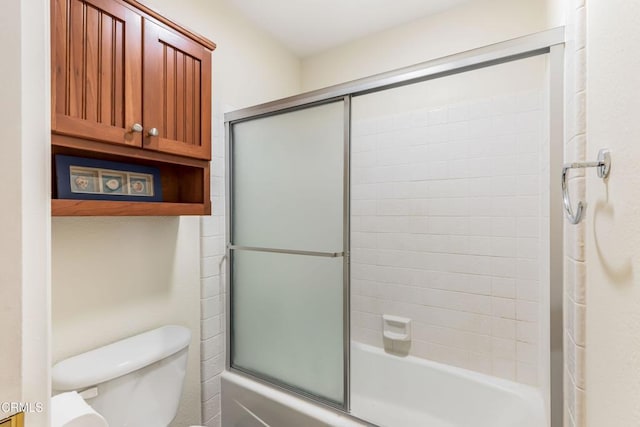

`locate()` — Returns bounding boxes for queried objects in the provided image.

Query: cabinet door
[143,20,212,160]
[52,0,143,147]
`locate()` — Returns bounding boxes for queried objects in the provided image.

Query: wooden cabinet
[52,0,143,148]
[50,0,216,216]
[143,20,211,160]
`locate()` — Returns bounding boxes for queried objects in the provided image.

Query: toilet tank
[52,325,191,427]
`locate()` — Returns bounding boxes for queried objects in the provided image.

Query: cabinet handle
[131,123,144,133]
[148,128,159,137]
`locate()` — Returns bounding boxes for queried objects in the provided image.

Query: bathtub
[222,342,546,427]
[351,342,546,427]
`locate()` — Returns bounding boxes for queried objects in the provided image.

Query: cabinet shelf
[52,199,210,216]
[51,137,211,216]
[50,0,215,216]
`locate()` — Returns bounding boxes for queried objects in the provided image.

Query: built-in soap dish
[382,314,411,342]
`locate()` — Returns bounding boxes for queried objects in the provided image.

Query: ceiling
[225,0,476,57]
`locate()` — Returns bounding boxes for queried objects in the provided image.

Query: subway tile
[492,217,517,237]
[517,259,539,280]
[516,341,538,364]
[428,343,469,369]
[422,288,492,315]
[515,111,542,134]
[466,353,492,375]
[492,337,516,360]
[517,238,539,259]
[516,91,543,112]
[517,362,538,386]
[201,295,223,320]
[492,197,518,217]
[574,386,586,426]
[573,303,586,347]
[566,331,576,381]
[517,217,540,238]
[202,355,224,381]
[575,6,586,50]
[492,317,516,340]
[517,131,542,155]
[516,175,539,196]
[517,321,539,344]
[201,216,222,237]
[492,357,516,381]
[468,218,493,236]
[491,277,516,298]
[201,334,224,362]
[351,232,377,249]
[492,297,516,319]
[201,276,223,299]
[575,343,586,389]
[204,414,221,427]
[201,236,225,258]
[428,108,448,125]
[517,279,540,301]
[467,236,492,255]
[352,150,377,168]
[411,340,431,360]
[202,315,222,340]
[568,258,587,305]
[492,257,517,278]
[490,176,518,196]
[516,301,538,322]
[202,376,221,402]
[465,333,492,354]
[202,394,221,426]
[491,237,517,257]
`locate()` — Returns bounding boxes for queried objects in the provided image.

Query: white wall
[51,2,300,427]
[0,0,26,412]
[301,0,552,91]
[0,0,51,425]
[585,0,640,426]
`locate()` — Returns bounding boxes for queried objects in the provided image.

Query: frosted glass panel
[232,101,344,252]
[232,250,344,404]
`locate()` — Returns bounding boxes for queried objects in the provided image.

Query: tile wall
[350,79,549,386]
[564,0,588,425]
[199,100,227,427]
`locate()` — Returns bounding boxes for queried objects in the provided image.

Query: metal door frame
[225,26,565,426]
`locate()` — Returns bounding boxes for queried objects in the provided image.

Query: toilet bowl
[52,325,200,427]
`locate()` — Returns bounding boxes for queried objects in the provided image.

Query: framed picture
[55,155,163,202]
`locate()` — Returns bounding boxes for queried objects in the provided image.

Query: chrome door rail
[228,245,344,258]
[225,27,564,124]
[225,26,566,427]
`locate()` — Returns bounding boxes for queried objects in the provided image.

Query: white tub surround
[351,342,545,427]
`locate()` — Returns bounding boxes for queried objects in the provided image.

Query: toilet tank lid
[52,325,191,391]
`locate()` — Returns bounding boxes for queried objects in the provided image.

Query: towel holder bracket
[562,148,611,225]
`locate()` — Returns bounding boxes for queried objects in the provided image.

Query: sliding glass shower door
[229,100,348,406]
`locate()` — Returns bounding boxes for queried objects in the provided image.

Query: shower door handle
[228,245,344,258]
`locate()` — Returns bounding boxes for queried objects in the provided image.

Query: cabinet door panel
[143,20,212,160]
[52,0,142,147]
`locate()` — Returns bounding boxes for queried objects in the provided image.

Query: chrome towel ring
[562,149,611,224]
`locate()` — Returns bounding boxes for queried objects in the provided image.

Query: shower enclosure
[225,28,564,427]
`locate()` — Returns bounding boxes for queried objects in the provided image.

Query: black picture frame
[55,154,163,202]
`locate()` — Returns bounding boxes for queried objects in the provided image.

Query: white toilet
[52,325,202,427]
